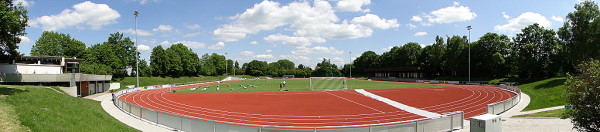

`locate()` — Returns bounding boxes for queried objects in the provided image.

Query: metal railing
[113,81,464,132]
[487,84,521,115]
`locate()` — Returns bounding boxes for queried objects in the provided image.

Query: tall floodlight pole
[134,10,140,88]
[233,60,236,76]
[467,25,472,84]
[349,51,352,78]
[225,53,228,76]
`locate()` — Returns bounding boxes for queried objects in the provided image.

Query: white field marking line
[465,87,512,114]
[322,91,384,113]
[459,87,503,115]
[355,89,442,118]
[145,89,421,125]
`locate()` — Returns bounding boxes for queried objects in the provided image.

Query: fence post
[450,114,453,131]
[415,121,418,132]
[213,122,216,132]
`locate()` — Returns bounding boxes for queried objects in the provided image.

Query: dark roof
[364,67,426,72]
[15,56,82,62]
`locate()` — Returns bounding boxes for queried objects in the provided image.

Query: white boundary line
[355,89,442,118]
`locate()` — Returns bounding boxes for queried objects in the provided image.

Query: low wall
[59,86,78,97]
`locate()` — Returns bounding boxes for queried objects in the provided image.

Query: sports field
[119,80,516,129]
[175,78,440,93]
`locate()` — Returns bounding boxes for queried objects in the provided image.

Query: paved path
[459,92,576,132]
[93,93,173,132]
[512,106,566,116]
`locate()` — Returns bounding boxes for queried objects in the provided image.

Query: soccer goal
[310,77,348,91]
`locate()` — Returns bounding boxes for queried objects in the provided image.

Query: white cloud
[118,28,153,36]
[161,40,207,49]
[411,16,423,22]
[494,12,551,32]
[208,42,225,50]
[381,46,394,51]
[213,0,397,43]
[425,2,477,23]
[12,0,34,7]
[264,34,326,48]
[406,23,417,29]
[265,49,273,52]
[254,54,275,60]
[502,12,510,19]
[132,0,158,4]
[335,0,371,12]
[29,1,120,31]
[414,32,428,36]
[551,16,564,22]
[292,46,344,55]
[137,45,151,52]
[18,36,31,44]
[249,41,258,45]
[239,51,255,56]
[351,14,399,29]
[186,24,201,29]
[152,25,173,32]
[280,55,310,64]
[420,23,432,26]
[183,32,203,38]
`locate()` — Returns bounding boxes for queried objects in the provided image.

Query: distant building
[0,56,113,97]
[365,67,427,82]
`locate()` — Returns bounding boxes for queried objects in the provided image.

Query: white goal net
[310,77,348,91]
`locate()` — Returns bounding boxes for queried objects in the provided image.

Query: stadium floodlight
[225,52,228,76]
[467,25,472,84]
[349,51,352,78]
[134,10,140,88]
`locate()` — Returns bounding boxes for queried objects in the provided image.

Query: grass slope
[176,79,441,93]
[513,108,566,118]
[119,76,223,89]
[517,77,567,111]
[0,85,138,132]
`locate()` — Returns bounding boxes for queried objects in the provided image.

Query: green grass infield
[175,79,441,93]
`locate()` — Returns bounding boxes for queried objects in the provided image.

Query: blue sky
[14,0,588,67]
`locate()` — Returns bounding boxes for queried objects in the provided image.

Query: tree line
[5,1,599,80]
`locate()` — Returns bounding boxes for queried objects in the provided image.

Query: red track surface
[119,81,515,128]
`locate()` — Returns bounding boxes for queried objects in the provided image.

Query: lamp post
[134,10,140,88]
[349,51,352,78]
[225,52,228,76]
[466,25,472,84]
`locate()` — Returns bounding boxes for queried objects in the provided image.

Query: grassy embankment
[513,108,567,118]
[176,79,441,93]
[517,77,567,111]
[0,85,138,132]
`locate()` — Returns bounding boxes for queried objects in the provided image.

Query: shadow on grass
[534,78,566,89]
[0,87,28,95]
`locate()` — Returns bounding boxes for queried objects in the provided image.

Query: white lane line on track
[322,91,384,113]
[355,89,442,118]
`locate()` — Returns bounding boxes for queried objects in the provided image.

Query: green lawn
[513,108,567,118]
[119,76,224,89]
[176,79,441,93]
[0,85,138,132]
[517,77,567,111]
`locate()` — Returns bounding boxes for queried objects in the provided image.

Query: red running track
[119,81,515,128]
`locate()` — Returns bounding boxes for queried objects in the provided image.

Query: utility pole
[134,10,140,88]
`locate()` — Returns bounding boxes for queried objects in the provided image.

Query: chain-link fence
[113,82,466,132]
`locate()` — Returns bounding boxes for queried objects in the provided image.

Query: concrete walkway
[459,92,576,132]
[511,106,566,116]
[93,93,173,132]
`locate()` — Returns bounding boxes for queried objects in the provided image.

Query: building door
[80,81,89,97]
